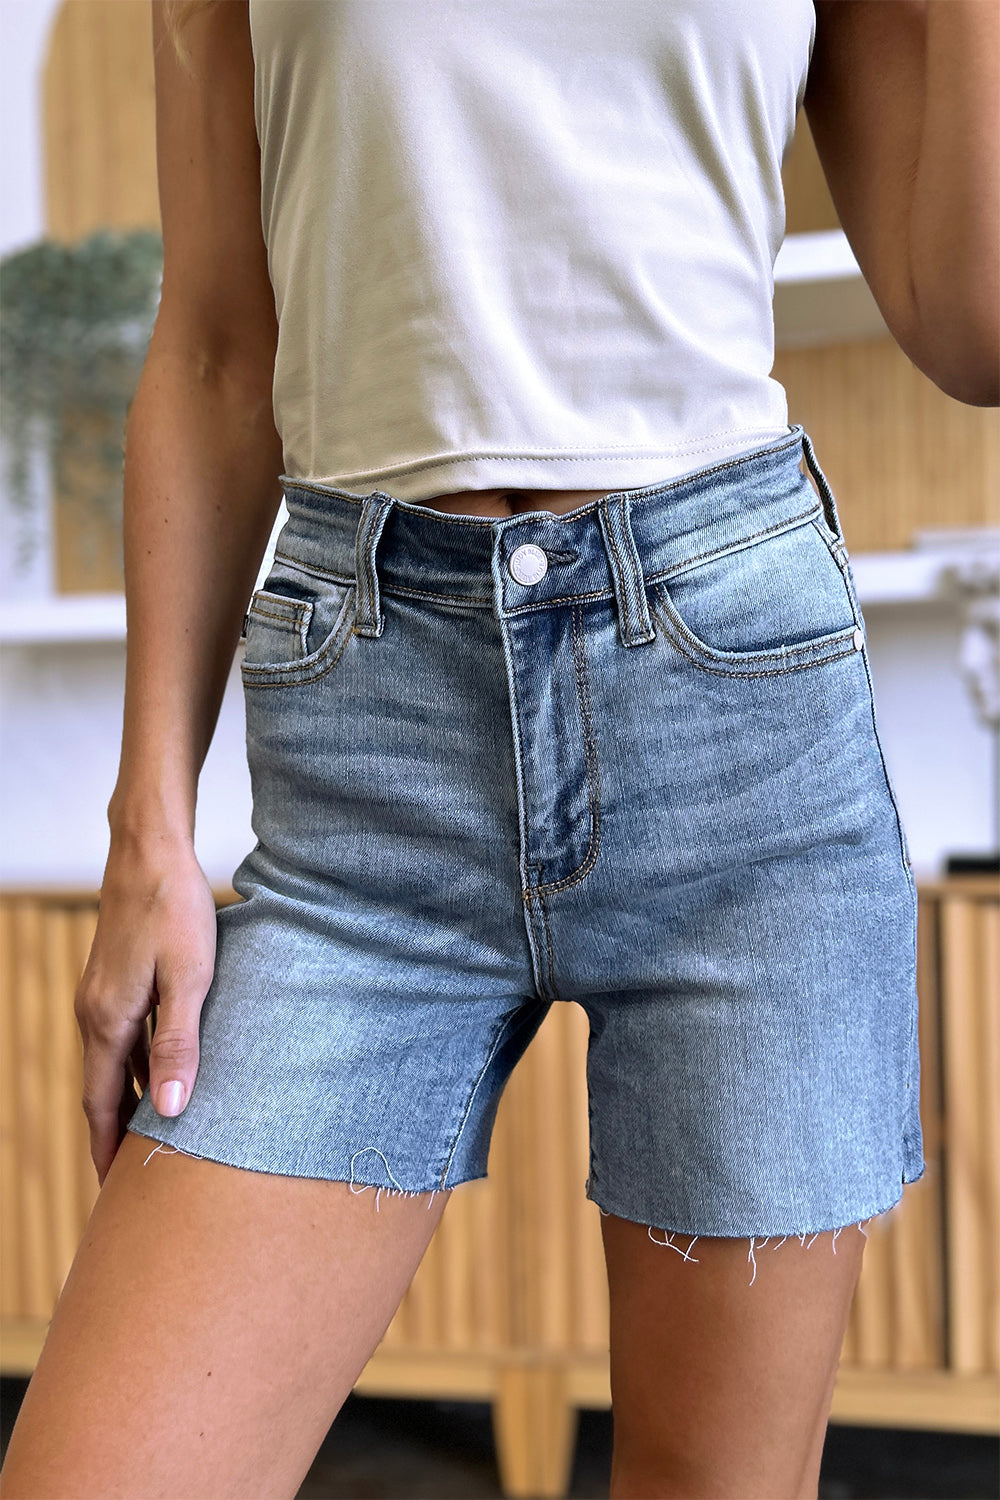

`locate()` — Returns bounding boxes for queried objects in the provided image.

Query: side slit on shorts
[129,423,926,1240]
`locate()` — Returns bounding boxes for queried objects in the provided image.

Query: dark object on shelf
[945,852,1000,876]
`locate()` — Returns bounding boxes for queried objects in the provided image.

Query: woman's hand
[74,832,219,1186]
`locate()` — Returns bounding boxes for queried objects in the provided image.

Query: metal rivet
[509,543,549,586]
[853,627,864,651]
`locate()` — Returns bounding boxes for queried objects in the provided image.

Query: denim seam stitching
[370,583,493,608]
[240,589,357,686]
[602,498,629,637]
[902,876,919,1111]
[272,552,356,584]
[584,1035,597,1199]
[247,601,314,659]
[810,518,848,562]
[584,1186,913,1243]
[835,549,912,873]
[536,887,560,999]
[534,604,602,898]
[650,587,859,676]
[649,500,822,584]
[600,493,654,644]
[250,598,312,621]
[520,879,552,1002]
[855,641,914,874]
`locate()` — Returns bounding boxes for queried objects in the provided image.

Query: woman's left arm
[804,0,999,407]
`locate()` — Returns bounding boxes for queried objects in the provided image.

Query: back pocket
[651,512,861,675]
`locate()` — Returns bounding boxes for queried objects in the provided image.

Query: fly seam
[534,603,601,897]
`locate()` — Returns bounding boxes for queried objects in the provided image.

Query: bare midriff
[414,487,611,518]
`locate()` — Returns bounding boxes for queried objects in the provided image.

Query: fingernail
[157,1080,186,1116]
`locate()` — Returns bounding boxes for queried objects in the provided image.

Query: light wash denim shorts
[129,425,925,1239]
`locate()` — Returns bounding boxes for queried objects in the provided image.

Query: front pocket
[651,512,862,676]
[241,559,356,686]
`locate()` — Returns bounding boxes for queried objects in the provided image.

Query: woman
[3,2,996,1496]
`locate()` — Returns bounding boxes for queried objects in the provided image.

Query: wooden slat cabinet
[1,878,997,1497]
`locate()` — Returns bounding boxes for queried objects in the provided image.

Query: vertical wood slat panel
[772,337,999,554]
[1,898,101,1321]
[567,1003,611,1355]
[981,904,1000,1374]
[12,904,53,1319]
[397,1189,443,1349]
[941,896,983,1374]
[941,893,1000,1375]
[73,907,101,1231]
[837,884,947,1373]
[532,1004,574,1351]
[483,1066,516,1353]
[0,903,21,1318]
[44,907,83,1294]
[851,1209,895,1369]
[438,1172,473,1351]
[892,890,946,1370]
[43,0,159,243]
[501,1012,540,1351]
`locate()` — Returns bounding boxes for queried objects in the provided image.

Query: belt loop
[353,492,396,638]
[800,428,844,543]
[597,493,656,647]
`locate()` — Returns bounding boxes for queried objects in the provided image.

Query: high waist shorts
[128,424,925,1238]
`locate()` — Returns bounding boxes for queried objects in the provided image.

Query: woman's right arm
[76,0,284,1185]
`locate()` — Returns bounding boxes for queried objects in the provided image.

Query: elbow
[902,298,1000,408]
[930,345,1000,408]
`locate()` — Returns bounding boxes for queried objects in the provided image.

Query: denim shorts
[128,424,925,1239]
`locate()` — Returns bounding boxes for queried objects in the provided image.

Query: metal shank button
[509,543,549,586]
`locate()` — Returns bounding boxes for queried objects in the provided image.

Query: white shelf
[0,594,127,643]
[773,229,889,348]
[775,229,862,285]
[849,552,965,607]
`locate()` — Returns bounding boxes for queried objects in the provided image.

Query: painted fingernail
[158,1080,185,1116]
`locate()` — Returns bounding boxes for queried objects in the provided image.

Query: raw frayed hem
[140,1140,444,1211]
[141,1140,207,1167]
[645,1222,872,1286]
[594,1202,880,1286]
[347,1147,445,1211]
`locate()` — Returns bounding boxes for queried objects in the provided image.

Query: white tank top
[249,0,816,501]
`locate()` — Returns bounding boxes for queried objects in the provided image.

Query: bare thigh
[0,1130,451,1500]
[601,1215,866,1499]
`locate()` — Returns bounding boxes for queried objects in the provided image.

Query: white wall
[863,604,995,875]
[0,642,254,888]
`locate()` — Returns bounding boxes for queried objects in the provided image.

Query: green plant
[0,227,163,579]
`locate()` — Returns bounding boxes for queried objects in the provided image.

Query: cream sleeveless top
[249,0,816,501]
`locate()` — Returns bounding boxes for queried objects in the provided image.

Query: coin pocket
[241,561,356,685]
